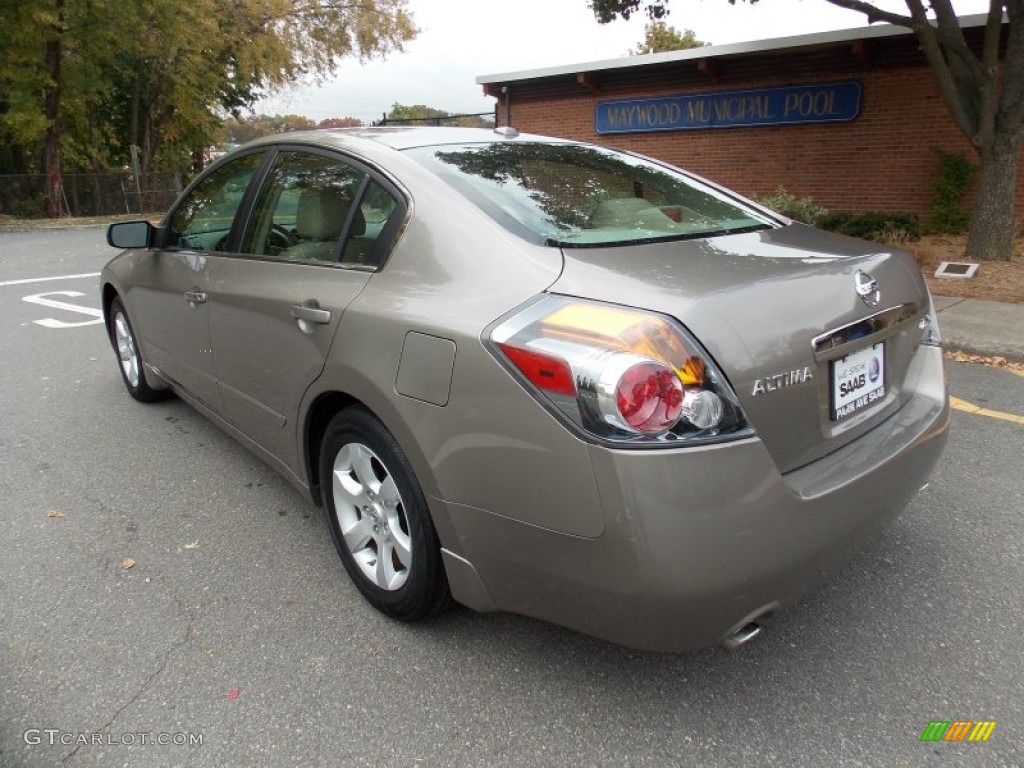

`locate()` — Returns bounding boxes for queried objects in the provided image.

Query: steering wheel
[268,224,296,252]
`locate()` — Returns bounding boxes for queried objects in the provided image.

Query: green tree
[385,103,492,127]
[588,0,1024,261]
[0,0,417,215]
[0,0,122,214]
[631,21,708,54]
[386,103,452,123]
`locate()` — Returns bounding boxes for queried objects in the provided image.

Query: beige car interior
[282,187,368,263]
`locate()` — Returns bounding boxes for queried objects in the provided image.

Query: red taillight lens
[615,361,684,434]
[497,343,576,397]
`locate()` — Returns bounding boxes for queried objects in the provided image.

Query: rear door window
[239,151,366,262]
[236,151,404,268]
[340,180,400,266]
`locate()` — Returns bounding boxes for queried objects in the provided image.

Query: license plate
[831,343,885,420]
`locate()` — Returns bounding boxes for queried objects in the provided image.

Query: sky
[256,0,989,124]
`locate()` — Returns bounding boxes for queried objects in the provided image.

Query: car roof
[243,126,573,153]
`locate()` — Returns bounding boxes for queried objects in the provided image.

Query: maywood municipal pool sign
[595,81,861,134]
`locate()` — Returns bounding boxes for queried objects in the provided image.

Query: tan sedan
[102,128,949,651]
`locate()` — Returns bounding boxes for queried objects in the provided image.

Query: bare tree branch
[907,0,980,141]
[930,0,985,92]
[998,0,1024,136]
[975,2,1006,149]
[819,0,913,27]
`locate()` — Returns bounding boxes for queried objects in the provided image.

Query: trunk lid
[549,223,931,473]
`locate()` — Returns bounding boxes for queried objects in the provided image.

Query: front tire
[320,407,450,621]
[108,297,168,403]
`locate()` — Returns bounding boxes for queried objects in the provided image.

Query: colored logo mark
[920,720,997,742]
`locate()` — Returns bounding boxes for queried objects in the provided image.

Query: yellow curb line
[950,396,1024,426]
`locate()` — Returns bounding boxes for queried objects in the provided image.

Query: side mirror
[107,220,155,249]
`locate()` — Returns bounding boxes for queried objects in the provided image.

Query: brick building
[476,15,1023,220]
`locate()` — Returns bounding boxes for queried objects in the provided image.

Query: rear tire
[108,296,168,403]
[320,406,451,621]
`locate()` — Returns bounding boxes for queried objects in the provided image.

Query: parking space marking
[0,272,100,288]
[22,290,103,327]
[950,396,1024,426]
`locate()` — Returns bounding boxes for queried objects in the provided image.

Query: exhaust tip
[721,621,761,651]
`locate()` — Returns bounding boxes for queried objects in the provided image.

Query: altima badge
[854,270,880,307]
[752,366,813,396]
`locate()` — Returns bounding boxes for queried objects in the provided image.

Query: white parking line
[0,272,100,288]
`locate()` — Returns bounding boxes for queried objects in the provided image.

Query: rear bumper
[443,345,949,652]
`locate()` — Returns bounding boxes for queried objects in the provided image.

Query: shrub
[753,187,829,226]
[817,211,854,232]
[752,187,921,244]
[873,222,918,246]
[926,149,976,234]
[819,211,921,243]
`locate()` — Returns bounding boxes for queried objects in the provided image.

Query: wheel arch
[301,386,455,545]
[101,282,119,342]
[303,390,361,506]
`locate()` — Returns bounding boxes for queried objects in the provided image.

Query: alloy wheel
[331,442,412,591]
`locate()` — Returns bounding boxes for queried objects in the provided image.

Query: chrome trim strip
[812,302,918,358]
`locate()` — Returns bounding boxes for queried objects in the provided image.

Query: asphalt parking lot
[1,227,1022,767]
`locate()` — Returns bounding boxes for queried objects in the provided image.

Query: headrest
[296,188,349,240]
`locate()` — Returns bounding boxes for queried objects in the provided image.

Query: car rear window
[405,142,777,247]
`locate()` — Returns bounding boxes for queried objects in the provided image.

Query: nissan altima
[102,127,949,651]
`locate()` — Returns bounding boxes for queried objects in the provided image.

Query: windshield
[405,142,777,247]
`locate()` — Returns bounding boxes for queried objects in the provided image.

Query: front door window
[167,153,263,251]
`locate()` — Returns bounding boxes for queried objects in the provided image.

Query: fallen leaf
[46,510,65,518]
[184,540,200,550]
[945,350,1024,373]
[121,557,136,570]
[227,686,242,701]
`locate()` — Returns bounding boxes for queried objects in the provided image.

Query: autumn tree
[318,117,365,128]
[588,0,1023,261]
[631,21,708,54]
[222,114,318,145]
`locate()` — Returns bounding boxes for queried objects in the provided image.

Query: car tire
[320,407,451,621]
[108,296,168,403]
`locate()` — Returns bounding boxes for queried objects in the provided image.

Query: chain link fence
[0,170,182,218]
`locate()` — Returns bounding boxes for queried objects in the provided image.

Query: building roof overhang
[476,12,992,97]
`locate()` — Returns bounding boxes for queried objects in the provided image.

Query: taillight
[487,295,750,446]
[920,291,943,347]
[600,356,683,434]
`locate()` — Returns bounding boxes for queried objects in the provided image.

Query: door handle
[291,300,331,333]
[183,290,207,304]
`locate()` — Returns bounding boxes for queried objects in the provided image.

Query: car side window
[239,152,366,263]
[166,153,263,251]
[340,180,400,266]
